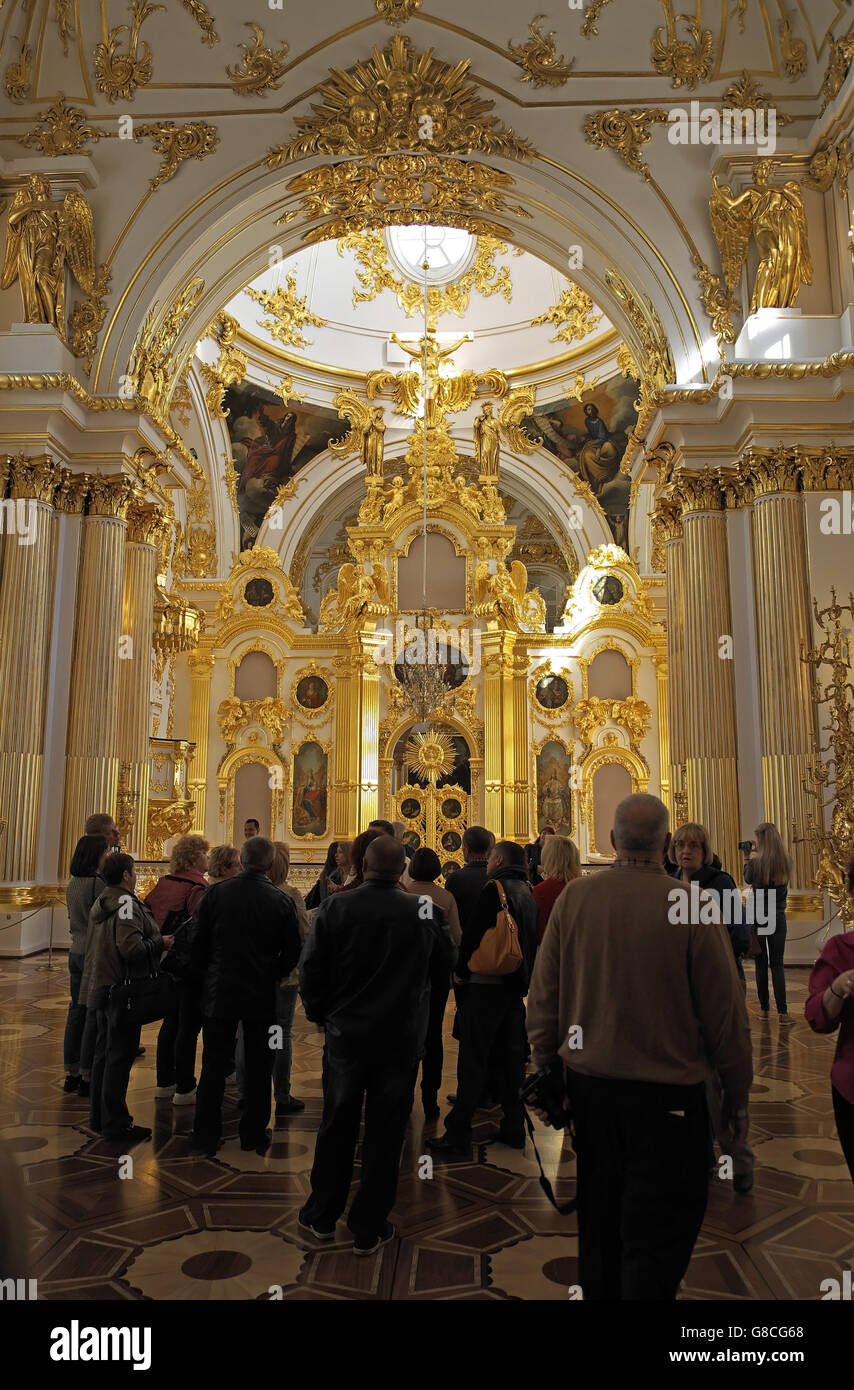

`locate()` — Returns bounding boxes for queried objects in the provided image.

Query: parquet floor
[1,955,852,1301]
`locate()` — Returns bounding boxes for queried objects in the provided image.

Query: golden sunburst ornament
[405,730,455,784]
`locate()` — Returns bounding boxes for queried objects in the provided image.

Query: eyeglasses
[674,840,704,851]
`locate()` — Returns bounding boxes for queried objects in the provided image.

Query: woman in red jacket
[146,834,210,1105]
[805,853,854,1182]
[532,835,581,946]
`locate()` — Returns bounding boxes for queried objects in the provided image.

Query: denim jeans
[754,917,788,1013]
[63,952,97,1074]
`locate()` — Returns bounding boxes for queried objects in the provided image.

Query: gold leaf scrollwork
[18,94,107,155]
[530,285,602,344]
[651,1,714,90]
[93,0,165,103]
[820,21,854,114]
[247,272,326,349]
[53,0,75,56]
[200,311,247,417]
[581,0,615,39]
[507,14,574,88]
[693,255,738,348]
[339,230,513,330]
[583,108,668,180]
[265,34,534,166]
[5,39,32,104]
[779,12,807,81]
[375,0,422,22]
[227,22,289,97]
[69,266,112,372]
[134,121,219,190]
[127,278,205,424]
[804,140,853,198]
[182,0,219,45]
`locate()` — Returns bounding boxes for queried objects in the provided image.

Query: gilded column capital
[54,470,91,514]
[799,445,854,492]
[127,500,165,546]
[8,453,62,504]
[87,474,137,520]
[189,647,215,676]
[742,446,801,499]
[676,467,725,515]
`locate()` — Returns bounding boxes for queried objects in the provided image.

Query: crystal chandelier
[396,229,456,727]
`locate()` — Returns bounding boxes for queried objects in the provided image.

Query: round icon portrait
[441,797,462,820]
[400,797,421,821]
[296,675,329,710]
[535,675,569,711]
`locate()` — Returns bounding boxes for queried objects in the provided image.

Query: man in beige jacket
[527,793,753,1301]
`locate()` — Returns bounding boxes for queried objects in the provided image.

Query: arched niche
[233,762,273,843]
[398,532,466,612]
[587,648,633,700]
[234,649,278,701]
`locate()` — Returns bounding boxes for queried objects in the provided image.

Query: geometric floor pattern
[2,954,853,1300]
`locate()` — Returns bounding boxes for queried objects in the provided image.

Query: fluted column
[187,647,214,835]
[60,475,136,868]
[680,472,741,873]
[116,502,160,858]
[332,649,360,837]
[511,652,530,843]
[481,631,515,837]
[357,635,382,827]
[653,652,671,814]
[661,499,686,820]
[0,455,62,880]
[749,460,816,888]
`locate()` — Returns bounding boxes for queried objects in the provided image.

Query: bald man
[299,835,454,1255]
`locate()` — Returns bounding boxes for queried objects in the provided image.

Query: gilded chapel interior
[1,0,854,1314]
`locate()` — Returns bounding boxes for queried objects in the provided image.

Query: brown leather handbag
[468,879,524,976]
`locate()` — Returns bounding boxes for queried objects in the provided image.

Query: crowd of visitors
[57,796,854,1294]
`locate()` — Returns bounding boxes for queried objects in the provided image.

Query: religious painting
[525,374,639,550]
[535,674,570,712]
[244,577,274,608]
[400,796,422,820]
[291,741,328,838]
[535,740,573,836]
[404,829,422,849]
[441,796,463,820]
[441,829,462,853]
[295,674,329,711]
[223,383,343,553]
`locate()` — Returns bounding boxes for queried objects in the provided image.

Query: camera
[519,1057,572,1130]
[738,840,753,853]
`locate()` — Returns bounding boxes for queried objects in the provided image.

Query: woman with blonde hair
[146,833,210,1105]
[207,844,241,883]
[671,823,750,980]
[532,835,581,946]
[742,821,792,1021]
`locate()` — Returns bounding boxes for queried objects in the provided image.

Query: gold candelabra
[797,588,854,929]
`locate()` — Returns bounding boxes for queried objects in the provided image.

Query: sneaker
[173,1087,197,1106]
[103,1125,151,1145]
[353,1222,395,1257]
[63,1074,80,1093]
[154,1084,176,1098]
[778,1013,796,1024]
[297,1209,335,1242]
[275,1098,305,1116]
[77,1079,90,1099]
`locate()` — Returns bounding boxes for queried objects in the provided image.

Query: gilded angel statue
[1,175,95,337]
[318,561,389,631]
[473,401,501,478]
[710,159,813,314]
[329,390,386,481]
[473,559,546,632]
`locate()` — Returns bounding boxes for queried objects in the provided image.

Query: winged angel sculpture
[474,559,546,632]
[329,390,386,481]
[2,175,95,338]
[710,159,812,315]
[318,561,391,631]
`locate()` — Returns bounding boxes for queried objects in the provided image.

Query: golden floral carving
[247,271,326,350]
[200,311,247,416]
[127,500,165,546]
[651,2,714,89]
[266,34,533,166]
[53,0,75,55]
[87,474,138,520]
[127,278,205,424]
[581,0,615,39]
[340,230,512,330]
[94,0,165,103]
[227,22,289,96]
[804,140,852,197]
[583,108,668,180]
[69,266,111,373]
[530,285,602,344]
[779,12,806,80]
[146,800,194,860]
[605,267,673,425]
[8,453,62,505]
[507,15,574,88]
[182,0,219,44]
[18,95,107,156]
[375,0,422,21]
[134,121,219,190]
[820,21,854,114]
[721,71,793,127]
[693,255,738,347]
[218,696,290,745]
[5,39,32,103]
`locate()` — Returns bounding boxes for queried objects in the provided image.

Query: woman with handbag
[80,853,173,1143]
[146,834,210,1105]
[62,833,109,1097]
[742,822,792,1021]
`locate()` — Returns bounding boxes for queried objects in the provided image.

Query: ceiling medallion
[405,728,456,782]
[266,34,534,166]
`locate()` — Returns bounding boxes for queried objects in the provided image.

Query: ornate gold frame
[529,659,573,723]
[290,661,335,723]
[227,638,287,698]
[290,735,333,843]
[532,732,579,838]
[578,638,641,701]
[218,745,287,843]
[580,743,649,857]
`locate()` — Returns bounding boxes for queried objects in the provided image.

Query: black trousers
[418,977,450,1102]
[193,1017,273,1149]
[302,1038,415,1240]
[567,1069,710,1301]
[90,1000,142,1138]
[155,982,203,1092]
[754,917,788,1013]
[832,1086,854,1183]
[444,985,526,1144]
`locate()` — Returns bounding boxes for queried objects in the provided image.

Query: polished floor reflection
[1,956,852,1300]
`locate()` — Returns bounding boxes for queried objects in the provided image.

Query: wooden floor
[1,955,852,1301]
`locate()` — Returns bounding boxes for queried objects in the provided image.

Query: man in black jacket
[445,825,491,930]
[298,836,454,1255]
[188,836,300,1157]
[428,840,538,1158]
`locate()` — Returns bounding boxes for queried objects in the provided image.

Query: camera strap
[521,1108,578,1215]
